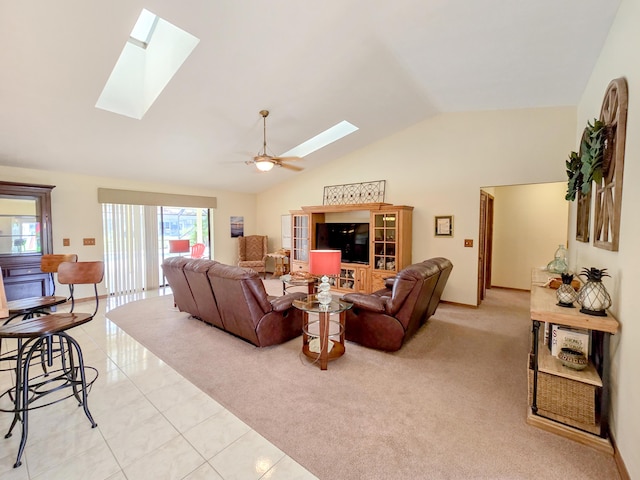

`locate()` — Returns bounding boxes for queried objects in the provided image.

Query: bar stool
[1,254,78,375]
[0,261,104,468]
[4,254,78,323]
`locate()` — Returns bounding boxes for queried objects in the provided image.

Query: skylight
[280,121,359,158]
[95,9,199,120]
[129,9,158,47]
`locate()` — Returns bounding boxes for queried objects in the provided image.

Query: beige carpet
[106,284,619,480]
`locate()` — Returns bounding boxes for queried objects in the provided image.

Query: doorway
[478,190,494,304]
[478,182,569,297]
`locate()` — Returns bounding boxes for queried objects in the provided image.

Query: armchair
[238,235,268,278]
[342,258,452,351]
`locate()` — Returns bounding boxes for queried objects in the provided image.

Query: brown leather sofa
[162,257,306,347]
[342,258,453,351]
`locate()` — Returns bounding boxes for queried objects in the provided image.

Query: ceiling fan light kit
[247,110,303,173]
[255,158,275,171]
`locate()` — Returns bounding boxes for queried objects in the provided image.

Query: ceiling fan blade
[278,162,304,172]
[273,156,302,162]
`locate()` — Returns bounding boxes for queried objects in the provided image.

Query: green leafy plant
[565,150,582,201]
[565,118,608,201]
[579,119,607,190]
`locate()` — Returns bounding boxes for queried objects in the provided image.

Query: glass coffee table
[292,294,353,370]
[280,274,316,295]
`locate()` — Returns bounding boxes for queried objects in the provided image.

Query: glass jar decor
[546,244,569,274]
[556,273,578,308]
[577,267,611,316]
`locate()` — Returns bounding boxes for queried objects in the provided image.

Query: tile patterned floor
[0,292,318,480]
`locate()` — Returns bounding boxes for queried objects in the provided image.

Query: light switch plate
[464,239,473,247]
[83,238,96,246]
[63,238,70,246]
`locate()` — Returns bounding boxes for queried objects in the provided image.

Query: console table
[293,295,352,370]
[528,268,618,454]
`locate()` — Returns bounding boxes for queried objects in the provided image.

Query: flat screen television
[315,223,369,264]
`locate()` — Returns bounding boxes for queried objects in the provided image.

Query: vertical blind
[102,203,147,295]
[99,189,216,296]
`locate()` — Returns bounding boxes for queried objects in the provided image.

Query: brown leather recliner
[207,263,306,347]
[162,258,307,347]
[342,258,453,351]
[426,257,453,318]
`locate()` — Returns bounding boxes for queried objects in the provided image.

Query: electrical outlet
[464,239,473,247]
[83,238,96,246]
[63,238,70,246]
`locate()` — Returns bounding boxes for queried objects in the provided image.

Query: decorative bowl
[558,348,588,371]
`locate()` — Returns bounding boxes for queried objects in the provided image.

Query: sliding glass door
[102,204,212,296]
[157,206,211,285]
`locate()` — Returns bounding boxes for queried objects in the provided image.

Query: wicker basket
[528,369,597,426]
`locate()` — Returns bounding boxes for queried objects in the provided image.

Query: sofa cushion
[183,259,223,328]
[162,256,198,316]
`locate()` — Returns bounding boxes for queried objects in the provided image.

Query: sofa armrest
[270,292,307,312]
[341,293,387,313]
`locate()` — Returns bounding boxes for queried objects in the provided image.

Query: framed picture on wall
[435,215,453,237]
[230,216,244,238]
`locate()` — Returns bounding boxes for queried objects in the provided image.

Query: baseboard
[611,432,631,480]
[490,285,531,293]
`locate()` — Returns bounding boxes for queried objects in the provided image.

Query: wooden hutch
[0,181,55,301]
[289,203,413,294]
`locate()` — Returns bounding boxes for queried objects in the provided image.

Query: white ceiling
[0,1,620,193]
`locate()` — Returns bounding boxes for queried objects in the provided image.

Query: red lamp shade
[308,250,341,276]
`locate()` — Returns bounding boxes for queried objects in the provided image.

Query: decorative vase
[546,244,569,274]
[556,273,578,308]
[577,267,611,316]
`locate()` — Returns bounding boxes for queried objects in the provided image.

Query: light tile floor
[0,291,318,480]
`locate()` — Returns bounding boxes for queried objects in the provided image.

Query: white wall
[257,106,577,305]
[491,183,569,290]
[571,0,640,475]
[0,164,257,298]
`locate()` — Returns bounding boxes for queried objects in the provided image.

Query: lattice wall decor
[323,180,386,205]
[594,78,628,251]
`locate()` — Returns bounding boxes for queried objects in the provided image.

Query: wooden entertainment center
[289,203,413,294]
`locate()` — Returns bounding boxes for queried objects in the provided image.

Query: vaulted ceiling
[0,1,621,193]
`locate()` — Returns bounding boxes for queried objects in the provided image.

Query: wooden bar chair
[0,261,104,468]
[4,253,78,323]
[2,254,78,374]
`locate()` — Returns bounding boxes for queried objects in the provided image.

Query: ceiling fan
[246,110,303,172]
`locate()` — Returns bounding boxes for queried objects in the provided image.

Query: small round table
[280,274,316,295]
[293,295,353,370]
[267,251,289,277]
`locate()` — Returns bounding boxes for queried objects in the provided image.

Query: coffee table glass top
[280,274,315,286]
[292,294,353,313]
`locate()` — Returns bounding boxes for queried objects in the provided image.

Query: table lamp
[308,249,341,307]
